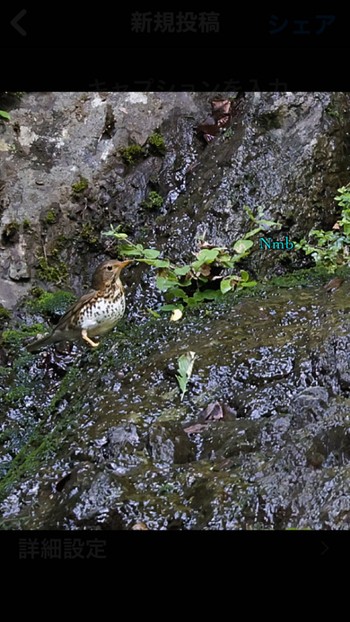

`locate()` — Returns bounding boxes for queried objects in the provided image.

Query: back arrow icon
[11,9,27,36]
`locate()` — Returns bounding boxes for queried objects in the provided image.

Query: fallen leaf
[200,401,224,421]
[183,423,208,434]
[200,401,237,421]
[170,308,183,322]
[323,276,344,292]
[211,99,232,116]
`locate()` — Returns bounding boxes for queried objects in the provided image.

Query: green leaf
[174,265,191,276]
[147,309,161,318]
[156,275,178,291]
[176,351,196,401]
[244,227,262,239]
[220,277,234,294]
[233,239,253,254]
[191,248,220,270]
[243,205,255,221]
[240,270,250,282]
[216,253,231,263]
[140,259,170,268]
[102,230,116,237]
[257,219,282,229]
[240,280,257,287]
[192,289,221,301]
[0,110,10,120]
[159,303,184,312]
[102,230,129,239]
[120,247,144,257]
[165,287,189,301]
[142,248,160,259]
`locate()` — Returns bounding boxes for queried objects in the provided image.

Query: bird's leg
[81,329,99,348]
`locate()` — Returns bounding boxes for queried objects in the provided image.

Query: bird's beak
[116,259,133,270]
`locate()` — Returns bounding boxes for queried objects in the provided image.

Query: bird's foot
[81,329,99,348]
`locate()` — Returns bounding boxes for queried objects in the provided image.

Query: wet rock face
[2,91,350,529]
[2,282,350,529]
[1,91,350,309]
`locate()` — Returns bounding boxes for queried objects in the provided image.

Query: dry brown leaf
[183,423,208,434]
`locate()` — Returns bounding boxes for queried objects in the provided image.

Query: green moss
[71,176,89,194]
[45,210,57,225]
[147,132,166,156]
[120,144,144,165]
[325,104,342,120]
[141,191,164,210]
[0,365,83,505]
[37,257,68,284]
[267,266,350,289]
[27,290,75,316]
[0,305,11,320]
[80,223,99,245]
[1,323,47,347]
[22,219,31,231]
[30,286,45,298]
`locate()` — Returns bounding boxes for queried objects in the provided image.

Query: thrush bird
[27,259,132,352]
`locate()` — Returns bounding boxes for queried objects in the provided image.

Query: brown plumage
[27,259,132,352]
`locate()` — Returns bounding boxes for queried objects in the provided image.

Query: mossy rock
[71,176,89,194]
[1,323,47,348]
[120,144,144,165]
[141,191,164,210]
[45,210,57,225]
[0,305,11,321]
[37,258,68,284]
[27,290,76,317]
[80,223,99,246]
[147,132,166,156]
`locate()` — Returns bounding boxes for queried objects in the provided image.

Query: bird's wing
[55,289,98,329]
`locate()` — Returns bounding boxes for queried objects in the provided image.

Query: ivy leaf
[142,249,160,259]
[159,303,184,312]
[244,227,262,239]
[165,287,189,301]
[257,219,282,230]
[176,351,196,401]
[217,253,232,263]
[0,110,10,120]
[102,230,129,239]
[102,230,116,237]
[156,275,178,291]
[148,309,161,318]
[119,243,145,257]
[233,239,253,254]
[192,289,221,301]
[191,248,220,270]
[174,265,191,276]
[243,205,255,221]
[240,270,250,282]
[220,277,234,294]
[138,258,170,267]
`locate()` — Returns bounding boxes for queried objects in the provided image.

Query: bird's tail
[26,332,54,353]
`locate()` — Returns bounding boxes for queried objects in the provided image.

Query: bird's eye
[107,265,113,271]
